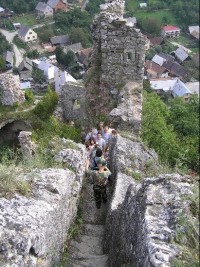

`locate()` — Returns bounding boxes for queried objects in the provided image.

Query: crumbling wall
[0,74,25,106]
[61,81,87,125]
[0,139,87,267]
[104,135,194,267]
[91,0,145,88]
[88,0,145,135]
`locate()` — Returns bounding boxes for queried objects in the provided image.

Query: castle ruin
[91,0,146,87]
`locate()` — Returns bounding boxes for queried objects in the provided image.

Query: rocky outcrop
[18,131,36,158]
[104,135,194,267]
[0,139,87,267]
[0,74,25,106]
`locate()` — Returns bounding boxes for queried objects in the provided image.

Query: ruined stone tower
[91,0,146,88]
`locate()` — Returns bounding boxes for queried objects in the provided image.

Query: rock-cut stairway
[66,178,109,267]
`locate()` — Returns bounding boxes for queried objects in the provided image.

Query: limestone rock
[18,131,36,158]
[0,74,25,106]
[104,135,194,267]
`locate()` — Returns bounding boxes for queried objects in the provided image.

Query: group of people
[84,122,117,209]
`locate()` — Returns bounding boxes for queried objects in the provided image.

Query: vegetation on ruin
[142,89,199,172]
[171,184,199,267]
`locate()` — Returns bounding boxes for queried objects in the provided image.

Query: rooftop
[50,35,70,45]
[18,25,31,37]
[174,47,189,62]
[145,60,167,74]
[162,25,180,32]
[35,2,51,12]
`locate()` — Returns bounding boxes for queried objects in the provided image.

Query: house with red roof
[161,25,181,38]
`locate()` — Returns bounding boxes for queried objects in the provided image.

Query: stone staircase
[66,180,109,267]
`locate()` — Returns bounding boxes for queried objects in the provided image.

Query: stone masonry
[0,74,25,106]
[91,0,146,88]
[61,81,87,125]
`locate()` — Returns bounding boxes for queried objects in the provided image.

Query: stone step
[68,234,104,257]
[67,254,109,267]
[81,223,105,237]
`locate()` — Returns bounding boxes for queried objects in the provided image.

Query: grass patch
[136,10,178,26]
[125,0,140,11]
[0,160,31,197]
[132,171,142,180]
[11,13,54,27]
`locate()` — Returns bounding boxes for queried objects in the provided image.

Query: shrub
[33,88,58,120]
[25,89,35,103]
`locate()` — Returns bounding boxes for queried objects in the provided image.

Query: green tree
[33,87,58,120]
[70,27,90,48]
[24,49,40,59]
[64,50,75,67]
[167,95,199,171]
[138,18,162,35]
[0,57,6,71]
[141,91,178,165]
[32,67,46,83]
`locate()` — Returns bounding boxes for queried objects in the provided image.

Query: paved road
[0,29,23,67]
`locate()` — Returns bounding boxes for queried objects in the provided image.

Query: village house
[185,82,199,97]
[152,54,167,66]
[47,0,69,13]
[161,25,181,38]
[147,35,164,47]
[144,60,168,79]
[0,6,5,16]
[188,26,199,40]
[50,35,70,47]
[32,58,57,83]
[18,57,33,81]
[172,79,191,102]
[162,60,188,82]
[63,42,83,54]
[3,51,14,69]
[139,3,147,8]
[172,47,189,63]
[76,48,92,68]
[150,78,192,102]
[35,2,53,17]
[18,25,37,42]
[54,69,76,94]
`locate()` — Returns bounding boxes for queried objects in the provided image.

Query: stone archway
[0,119,32,146]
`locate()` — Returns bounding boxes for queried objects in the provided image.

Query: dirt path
[66,177,110,267]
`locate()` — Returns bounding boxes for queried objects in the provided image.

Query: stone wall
[109,81,143,136]
[0,139,87,267]
[104,135,194,267]
[0,74,25,106]
[61,81,87,125]
[91,0,146,88]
